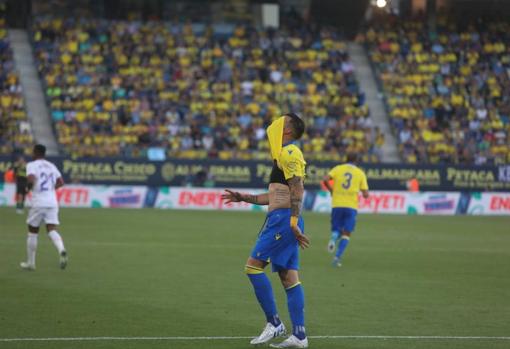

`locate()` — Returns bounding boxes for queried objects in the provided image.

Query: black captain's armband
[269,161,288,186]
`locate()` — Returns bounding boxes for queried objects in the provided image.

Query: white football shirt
[26,159,62,208]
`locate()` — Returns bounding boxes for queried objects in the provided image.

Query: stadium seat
[32,18,380,162]
[0,4,33,156]
[364,14,510,164]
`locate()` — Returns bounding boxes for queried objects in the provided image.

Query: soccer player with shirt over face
[20,144,68,271]
[321,154,369,267]
[222,114,310,348]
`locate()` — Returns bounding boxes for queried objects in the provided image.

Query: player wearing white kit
[20,144,68,271]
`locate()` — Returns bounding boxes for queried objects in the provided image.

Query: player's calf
[21,231,38,271]
[245,261,284,344]
[335,234,351,260]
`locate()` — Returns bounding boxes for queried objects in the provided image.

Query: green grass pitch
[0,207,509,349]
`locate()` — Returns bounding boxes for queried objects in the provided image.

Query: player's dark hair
[33,144,46,157]
[346,153,358,164]
[285,113,305,140]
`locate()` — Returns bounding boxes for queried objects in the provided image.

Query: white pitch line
[1,335,509,342]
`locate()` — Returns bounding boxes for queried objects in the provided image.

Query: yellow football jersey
[329,164,368,209]
[279,143,306,180]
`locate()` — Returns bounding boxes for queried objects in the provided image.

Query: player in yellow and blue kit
[222,113,310,348]
[322,154,369,267]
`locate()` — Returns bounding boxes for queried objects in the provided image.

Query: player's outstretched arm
[321,175,333,193]
[221,189,269,205]
[287,176,310,249]
[26,174,36,191]
[55,177,65,189]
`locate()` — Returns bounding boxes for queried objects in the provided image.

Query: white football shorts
[26,207,60,227]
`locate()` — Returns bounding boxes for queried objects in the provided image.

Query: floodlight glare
[376,0,387,8]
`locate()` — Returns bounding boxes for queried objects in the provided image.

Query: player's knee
[278,270,299,288]
[46,225,58,233]
[341,231,351,238]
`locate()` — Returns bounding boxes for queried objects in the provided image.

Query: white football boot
[20,262,35,271]
[270,335,309,348]
[250,322,286,345]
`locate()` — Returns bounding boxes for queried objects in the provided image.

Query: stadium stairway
[8,29,59,155]
[348,42,400,163]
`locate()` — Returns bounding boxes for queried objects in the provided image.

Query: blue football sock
[246,268,280,326]
[286,283,306,340]
[335,236,350,259]
[330,230,340,242]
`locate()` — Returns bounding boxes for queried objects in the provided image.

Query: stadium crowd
[0,2,32,156]
[365,15,510,165]
[32,17,380,162]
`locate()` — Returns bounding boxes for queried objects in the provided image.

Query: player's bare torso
[268,183,291,212]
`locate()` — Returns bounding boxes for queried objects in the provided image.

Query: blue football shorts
[250,208,305,272]
[331,207,358,233]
